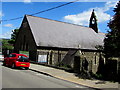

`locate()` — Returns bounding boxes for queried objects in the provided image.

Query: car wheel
[25,67,29,70]
[11,63,16,69]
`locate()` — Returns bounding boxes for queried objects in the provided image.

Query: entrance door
[74,56,80,73]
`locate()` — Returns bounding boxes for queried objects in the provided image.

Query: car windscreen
[9,54,16,57]
[18,56,29,62]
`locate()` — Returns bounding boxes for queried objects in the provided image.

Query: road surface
[1,62,94,89]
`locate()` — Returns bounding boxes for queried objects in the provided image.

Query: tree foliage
[8,29,19,45]
[104,1,120,58]
[2,39,13,50]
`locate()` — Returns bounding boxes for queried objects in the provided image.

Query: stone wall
[36,49,67,66]
[14,20,38,61]
[36,49,103,74]
[79,51,101,74]
[73,50,104,74]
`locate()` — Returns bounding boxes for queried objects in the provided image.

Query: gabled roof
[25,15,104,50]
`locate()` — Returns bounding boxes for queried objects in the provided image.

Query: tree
[8,29,19,45]
[2,39,13,50]
[104,1,120,58]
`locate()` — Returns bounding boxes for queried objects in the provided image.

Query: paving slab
[30,63,119,89]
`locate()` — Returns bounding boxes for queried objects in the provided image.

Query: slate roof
[26,15,104,50]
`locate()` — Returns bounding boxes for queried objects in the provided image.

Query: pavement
[29,63,119,89]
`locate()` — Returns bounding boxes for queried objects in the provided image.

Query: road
[1,62,94,89]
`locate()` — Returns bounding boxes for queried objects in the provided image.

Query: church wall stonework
[79,51,101,74]
[36,49,103,74]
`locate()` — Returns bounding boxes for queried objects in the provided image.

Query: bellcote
[89,9,98,33]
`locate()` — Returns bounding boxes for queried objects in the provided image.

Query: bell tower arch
[89,9,98,33]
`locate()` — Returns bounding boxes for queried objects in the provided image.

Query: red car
[3,53,30,70]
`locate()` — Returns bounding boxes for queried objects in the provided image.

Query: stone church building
[14,10,105,74]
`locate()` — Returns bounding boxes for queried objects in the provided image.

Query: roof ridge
[25,14,91,29]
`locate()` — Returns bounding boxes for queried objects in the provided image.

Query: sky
[0,0,119,39]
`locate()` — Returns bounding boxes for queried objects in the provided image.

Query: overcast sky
[1,0,119,39]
